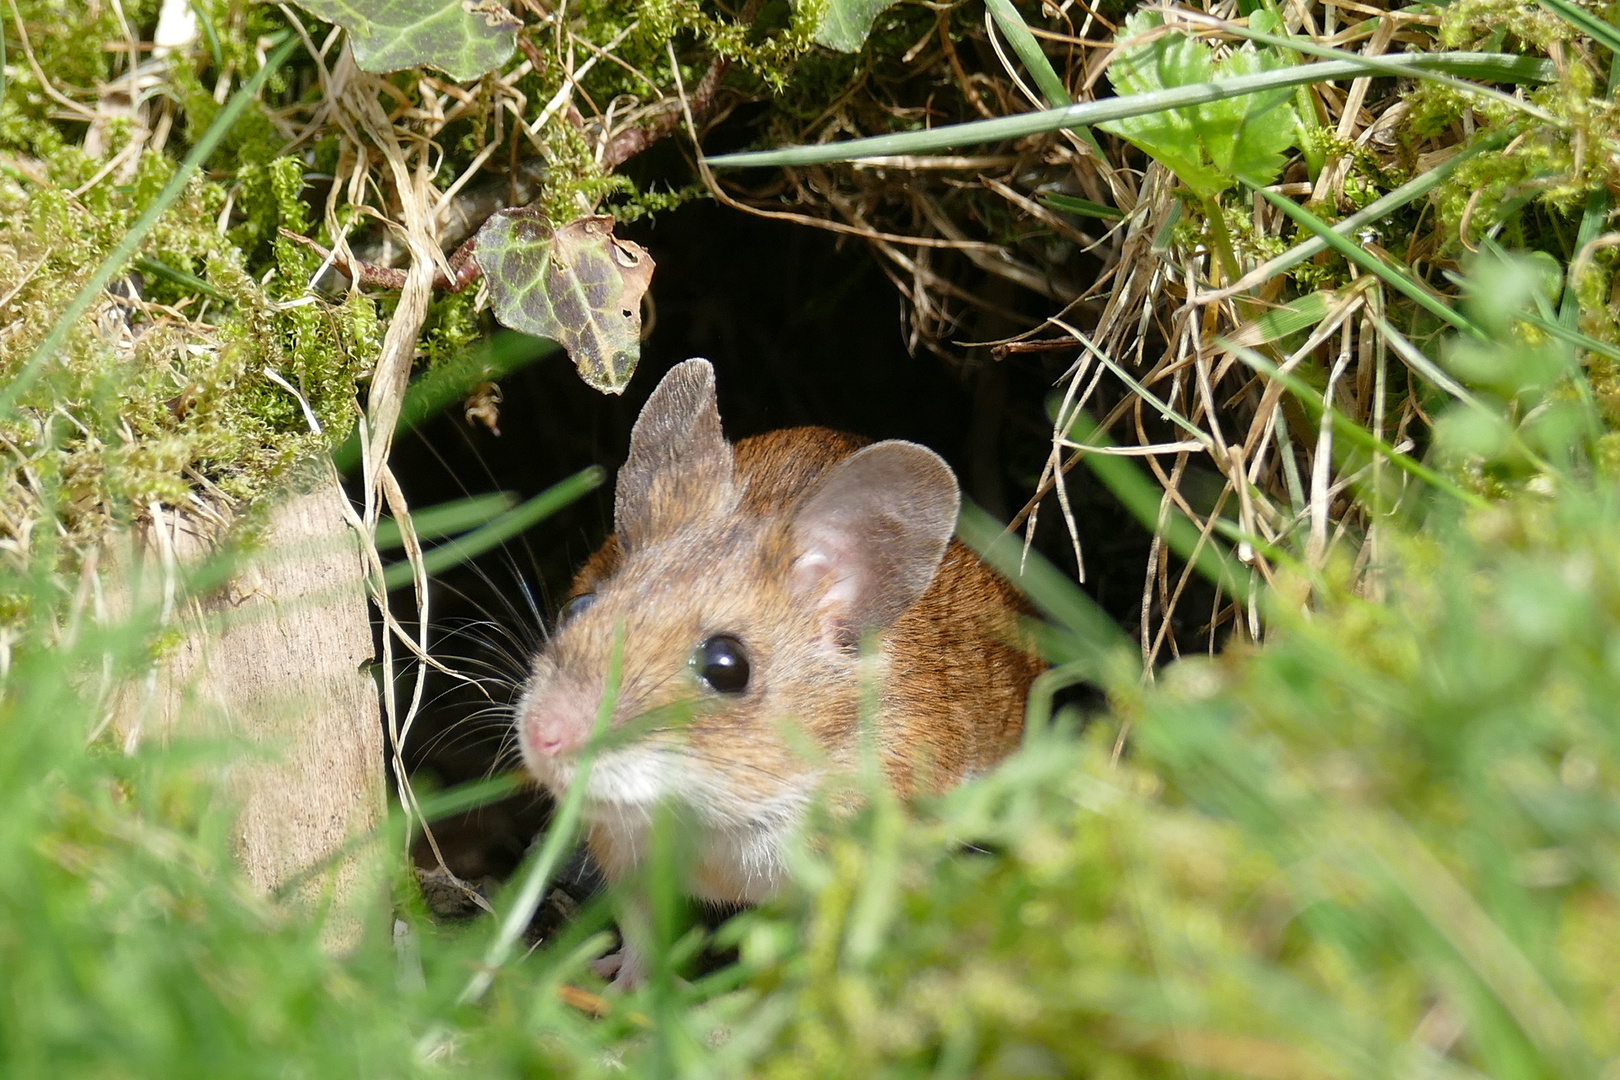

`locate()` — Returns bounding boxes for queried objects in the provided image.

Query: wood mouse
[515,359,1042,976]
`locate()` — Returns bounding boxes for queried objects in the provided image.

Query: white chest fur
[552,743,813,905]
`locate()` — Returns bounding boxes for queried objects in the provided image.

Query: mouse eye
[558,593,596,624]
[692,634,750,694]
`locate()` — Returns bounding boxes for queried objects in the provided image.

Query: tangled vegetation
[2,0,1620,1075]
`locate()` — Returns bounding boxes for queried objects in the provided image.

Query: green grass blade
[707,54,1547,169]
[457,625,625,1006]
[373,492,519,551]
[409,771,524,822]
[1366,312,1482,408]
[1239,291,1334,345]
[1222,341,1491,509]
[1062,411,1257,603]
[132,256,225,301]
[1085,446,1251,602]
[1219,124,1518,293]
[1,33,297,418]
[957,500,1134,671]
[188,0,224,68]
[984,0,1071,106]
[1561,190,1608,327]
[274,770,529,902]
[1061,325,1216,449]
[1038,192,1123,220]
[332,329,560,472]
[1518,309,1620,363]
[382,466,605,590]
[1371,309,1561,477]
[1195,16,1558,124]
[1248,182,1485,339]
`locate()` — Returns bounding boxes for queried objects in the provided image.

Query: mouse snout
[520,675,600,761]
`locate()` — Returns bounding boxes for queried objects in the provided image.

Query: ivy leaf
[475,211,654,395]
[290,0,519,81]
[1099,11,1300,199]
[812,0,900,52]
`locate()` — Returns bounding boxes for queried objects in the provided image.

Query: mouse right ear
[788,441,960,649]
[615,358,738,552]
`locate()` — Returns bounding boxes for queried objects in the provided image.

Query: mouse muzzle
[517,669,599,767]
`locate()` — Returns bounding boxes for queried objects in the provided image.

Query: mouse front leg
[583,821,660,990]
[591,899,654,989]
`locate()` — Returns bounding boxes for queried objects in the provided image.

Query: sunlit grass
[5,0,1620,1075]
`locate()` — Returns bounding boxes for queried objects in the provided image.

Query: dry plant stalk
[708,0,1494,664]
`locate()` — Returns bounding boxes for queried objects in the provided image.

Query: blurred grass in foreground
[742,480,1620,1078]
[5,316,1619,1078]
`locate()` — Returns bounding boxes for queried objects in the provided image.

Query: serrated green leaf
[1196,48,1299,188]
[812,0,899,52]
[290,0,519,81]
[475,211,654,395]
[1099,10,1299,199]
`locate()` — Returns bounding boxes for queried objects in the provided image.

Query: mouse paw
[588,951,622,980]
[590,944,647,989]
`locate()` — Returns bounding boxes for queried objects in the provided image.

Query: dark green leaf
[289,0,519,81]
[813,0,898,52]
[475,211,654,394]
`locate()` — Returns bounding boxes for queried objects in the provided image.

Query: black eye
[692,634,750,694]
[558,593,596,624]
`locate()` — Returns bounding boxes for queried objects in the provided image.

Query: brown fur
[567,428,1040,796]
[516,363,1043,909]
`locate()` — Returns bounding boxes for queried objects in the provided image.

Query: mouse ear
[787,441,960,648]
[616,358,737,552]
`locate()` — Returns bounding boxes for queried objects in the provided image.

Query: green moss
[530,114,636,227]
[3,0,127,123]
[606,179,708,223]
[419,290,483,370]
[0,140,376,618]
[1439,0,1574,52]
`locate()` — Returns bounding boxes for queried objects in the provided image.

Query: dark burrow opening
[357,193,1213,949]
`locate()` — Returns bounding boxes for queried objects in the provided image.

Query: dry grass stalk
[701,0,1511,660]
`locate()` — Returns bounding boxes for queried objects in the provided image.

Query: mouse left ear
[616,358,738,552]
[787,441,960,649]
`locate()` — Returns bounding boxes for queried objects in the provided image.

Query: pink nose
[522,679,599,759]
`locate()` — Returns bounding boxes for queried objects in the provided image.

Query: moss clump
[1438,0,1576,53]
[0,153,378,614]
[528,114,639,227]
[0,0,389,624]
[419,289,484,371]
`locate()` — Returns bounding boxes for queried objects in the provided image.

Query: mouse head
[515,359,960,825]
